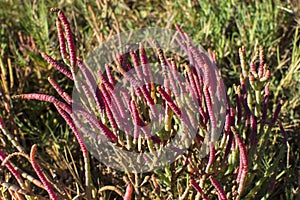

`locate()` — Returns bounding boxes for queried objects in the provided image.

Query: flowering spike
[41,53,73,80]
[48,77,72,104]
[30,145,58,200]
[105,64,115,85]
[129,49,143,80]
[54,105,87,153]
[209,176,227,200]
[232,128,248,195]
[56,19,67,60]
[13,93,72,114]
[203,85,217,138]
[52,9,76,68]
[78,108,118,143]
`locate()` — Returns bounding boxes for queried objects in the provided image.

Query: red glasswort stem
[13,93,72,114]
[151,174,161,195]
[234,129,248,195]
[224,111,231,134]
[157,86,181,117]
[190,179,209,200]
[205,141,215,173]
[129,49,143,81]
[139,44,152,84]
[77,59,105,111]
[0,149,22,181]
[55,9,76,68]
[0,117,4,129]
[78,109,118,143]
[222,131,233,162]
[235,94,242,124]
[56,19,67,60]
[203,85,217,131]
[130,100,143,141]
[105,64,115,85]
[98,70,114,91]
[48,77,72,104]
[209,176,227,200]
[54,105,88,153]
[100,84,122,127]
[30,145,58,200]
[123,183,133,200]
[41,53,73,80]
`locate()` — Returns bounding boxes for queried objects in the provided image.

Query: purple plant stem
[0,149,23,184]
[30,144,58,200]
[53,9,76,68]
[151,174,161,195]
[203,85,217,138]
[279,122,288,144]
[105,64,115,85]
[118,65,157,117]
[105,102,118,132]
[249,61,257,76]
[230,108,235,127]
[166,60,179,98]
[233,129,248,195]
[41,53,73,80]
[54,104,87,153]
[100,84,123,130]
[123,183,133,200]
[98,70,114,91]
[129,49,144,81]
[130,100,142,142]
[78,108,118,143]
[271,99,284,124]
[174,24,188,41]
[77,59,105,111]
[13,93,72,114]
[139,44,152,85]
[48,77,72,104]
[100,84,123,132]
[190,179,209,200]
[104,83,127,119]
[157,86,188,124]
[235,94,242,125]
[99,70,126,115]
[56,19,67,60]
[205,141,216,173]
[222,130,233,162]
[170,58,185,94]
[209,176,227,200]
